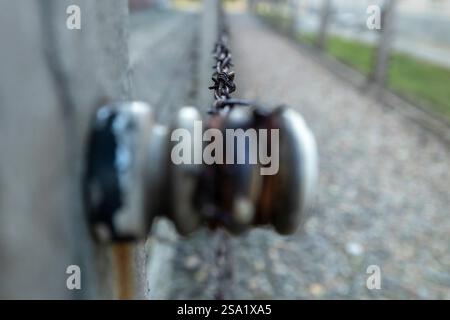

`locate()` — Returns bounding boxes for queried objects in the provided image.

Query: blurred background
[0,0,449,299]
[130,0,450,300]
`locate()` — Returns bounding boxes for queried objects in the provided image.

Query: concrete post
[370,0,397,94]
[317,0,332,49]
[0,0,146,299]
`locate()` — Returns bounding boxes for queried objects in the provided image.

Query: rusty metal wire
[208,5,255,113]
[208,2,235,300]
[209,6,234,112]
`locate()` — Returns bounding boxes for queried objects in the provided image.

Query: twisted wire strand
[209,6,239,113]
[209,2,235,301]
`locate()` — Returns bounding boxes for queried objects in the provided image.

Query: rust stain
[113,243,134,300]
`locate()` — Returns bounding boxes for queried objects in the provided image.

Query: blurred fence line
[252,0,450,65]
[250,0,398,87]
[250,0,450,122]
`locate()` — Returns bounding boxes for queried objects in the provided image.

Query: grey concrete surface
[0,3,204,299]
[0,0,143,299]
[163,14,450,299]
[127,8,200,299]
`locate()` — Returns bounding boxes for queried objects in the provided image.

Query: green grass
[256,4,294,34]
[389,53,450,119]
[301,33,450,119]
[297,32,316,46]
[258,12,450,119]
[325,36,375,75]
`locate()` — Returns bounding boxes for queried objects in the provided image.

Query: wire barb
[209,6,239,113]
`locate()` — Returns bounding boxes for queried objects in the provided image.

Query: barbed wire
[209,3,235,300]
[209,6,250,113]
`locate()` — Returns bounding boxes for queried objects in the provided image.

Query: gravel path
[166,14,450,299]
[129,9,198,124]
[127,9,201,299]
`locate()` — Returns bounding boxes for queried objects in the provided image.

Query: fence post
[248,0,258,13]
[317,0,332,49]
[289,0,300,38]
[370,0,397,94]
[0,0,147,299]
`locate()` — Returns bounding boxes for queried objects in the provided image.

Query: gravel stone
[143,13,450,300]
